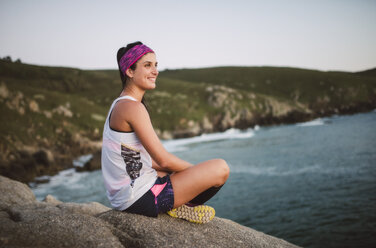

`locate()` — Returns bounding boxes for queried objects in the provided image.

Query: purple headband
[119,44,154,75]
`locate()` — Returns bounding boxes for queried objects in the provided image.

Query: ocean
[32,111,376,248]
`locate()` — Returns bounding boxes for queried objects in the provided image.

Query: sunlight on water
[163,127,256,152]
[296,118,326,127]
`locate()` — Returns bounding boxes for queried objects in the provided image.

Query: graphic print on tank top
[121,144,143,187]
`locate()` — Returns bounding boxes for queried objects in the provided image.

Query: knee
[214,159,230,186]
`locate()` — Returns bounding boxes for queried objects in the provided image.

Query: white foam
[163,128,255,152]
[73,154,93,168]
[31,168,89,197]
[296,118,325,127]
[35,175,50,181]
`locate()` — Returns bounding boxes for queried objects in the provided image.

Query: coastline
[1,61,376,184]
[28,107,376,188]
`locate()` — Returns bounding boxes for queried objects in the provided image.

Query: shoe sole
[167,204,215,224]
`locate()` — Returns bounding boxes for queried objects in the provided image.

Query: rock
[44,110,53,118]
[33,149,55,166]
[201,116,214,132]
[0,175,36,210]
[161,130,173,140]
[0,175,300,248]
[264,97,294,117]
[207,85,237,108]
[56,202,111,216]
[19,145,39,158]
[5,90,25,114]
[99,211,299,248]
[91,113,105,121]
[43,195,111,216]
[1,147,69,184]
[0,203,124,248]
[208,91,227,108]
[18,107,25,115]
[43,194,63,205]
[76,150,101,172]
[0,176,123,247]
[187,120,201,136]
[29,99,40,112]
[53,104,73,117]
[220,110,237,130]
[42,195,111,216]
[72,133,102,152]
[0,82,9,98]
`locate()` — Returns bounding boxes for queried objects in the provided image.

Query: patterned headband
[119,44,154,76]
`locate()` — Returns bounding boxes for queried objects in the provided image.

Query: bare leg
[170,159,229,208]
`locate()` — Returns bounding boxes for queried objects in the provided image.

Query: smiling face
[126,52,158,90]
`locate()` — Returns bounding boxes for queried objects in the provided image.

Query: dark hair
[117,41,148,107]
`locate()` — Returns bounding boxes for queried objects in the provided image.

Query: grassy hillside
[160,66,376,107]
[1,59,375,182]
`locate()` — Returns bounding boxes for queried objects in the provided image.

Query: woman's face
[128,52,158,90]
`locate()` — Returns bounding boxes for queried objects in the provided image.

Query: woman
[101,41,229,224]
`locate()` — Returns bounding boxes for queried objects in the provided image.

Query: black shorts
[124,175,174,217]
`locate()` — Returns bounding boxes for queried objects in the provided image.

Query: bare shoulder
[112,99,149,120]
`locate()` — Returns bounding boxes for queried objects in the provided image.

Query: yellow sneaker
[167,204,215,224]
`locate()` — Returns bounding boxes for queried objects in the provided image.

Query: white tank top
[101,95,157,210]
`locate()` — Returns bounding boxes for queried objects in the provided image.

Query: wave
[296,118,325,127]
[31,168,93,200]
[230,164,324,176]
[163,128,255,152]
[72,154,93,168]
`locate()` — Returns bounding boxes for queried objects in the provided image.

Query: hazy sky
[1,0,375,72]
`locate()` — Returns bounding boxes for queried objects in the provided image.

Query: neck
[120,85,145,102]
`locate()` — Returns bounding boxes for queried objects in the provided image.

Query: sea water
[32,111,376,248]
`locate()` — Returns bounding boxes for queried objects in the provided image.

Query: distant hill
[1,59,375,182]
[355,67,376,77]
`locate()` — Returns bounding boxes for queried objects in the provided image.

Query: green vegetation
[1,59,375,164]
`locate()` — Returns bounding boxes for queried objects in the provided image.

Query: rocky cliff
[0,175,300,248]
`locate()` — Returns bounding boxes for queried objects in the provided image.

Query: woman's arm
[117,100,193,172]
[151,158,170,172]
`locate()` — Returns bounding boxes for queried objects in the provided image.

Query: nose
[152,65,158,75]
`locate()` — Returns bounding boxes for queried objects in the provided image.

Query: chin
[146,83,156,90]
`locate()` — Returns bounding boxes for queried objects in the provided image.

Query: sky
[0,0,375,72]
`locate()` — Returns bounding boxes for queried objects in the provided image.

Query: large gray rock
[99,211,299,248]
[0,176,124,248]
[0,175,36,210]
[0,203,125,248]
[43,194,111,216]
[0,175,300,248]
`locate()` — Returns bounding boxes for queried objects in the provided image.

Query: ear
[125,68,134,78]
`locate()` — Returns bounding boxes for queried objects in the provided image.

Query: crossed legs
[169,159,229,208]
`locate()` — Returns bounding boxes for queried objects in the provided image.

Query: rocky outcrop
[98,211,299,248]
[0,174,36,210]
[0,175,300,248]
[0,147,63,183]
[75,149,102,172]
